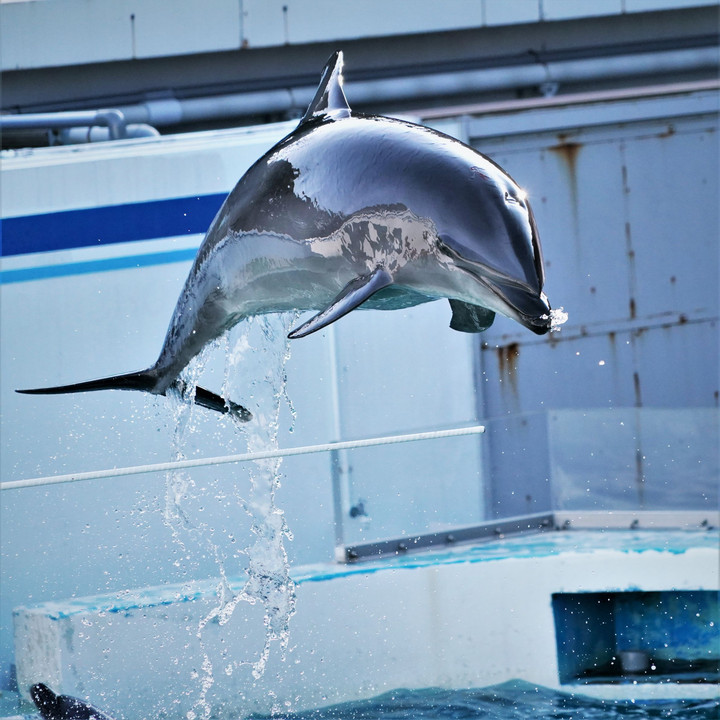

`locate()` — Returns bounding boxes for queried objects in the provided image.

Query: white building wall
[2,0,717,71]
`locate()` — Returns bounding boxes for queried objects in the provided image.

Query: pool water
[2,680,717,719]
[250,681,720,720]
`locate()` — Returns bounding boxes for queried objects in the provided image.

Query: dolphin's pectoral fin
[193,385,252,421]
[288,267,394,339]
[448,299,496,333]
[300,50,351,123]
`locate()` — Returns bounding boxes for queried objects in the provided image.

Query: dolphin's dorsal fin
[288,267,393,338]
[300,50,351,124]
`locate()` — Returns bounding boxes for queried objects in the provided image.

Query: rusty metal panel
[620,128,719,321]
[479,332,639,419]
[465,90,719,516]
[493,138,634,328]
[632,320,719,407]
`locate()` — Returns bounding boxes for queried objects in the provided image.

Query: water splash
[164,351,212,537]
[225,314,297,679]
[171,314,297,719]
[547,306,569,332]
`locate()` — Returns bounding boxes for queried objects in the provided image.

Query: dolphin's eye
[504,190,526,207]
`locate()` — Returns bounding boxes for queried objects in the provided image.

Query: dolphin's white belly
[153,231,358,387]
[154,206,518,390]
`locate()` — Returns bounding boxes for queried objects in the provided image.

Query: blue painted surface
[0,247,200,284]
[553,590,719,683]
[615,591,720,661]
[1,194,224,257]
[294,528,720,583]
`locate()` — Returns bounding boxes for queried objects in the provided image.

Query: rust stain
[549,140,582,179]
[622,164,634,200]
[497,342,520,395]
[635,447,646,508]
[633,371,643,408]
[549,139,583,247]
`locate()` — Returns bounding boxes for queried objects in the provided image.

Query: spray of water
[161,315,297,720]
[224,314,297,680]
[547,307,569,332]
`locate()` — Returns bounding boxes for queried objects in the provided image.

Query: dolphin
[30,683,115,720]
[18,51,561,418]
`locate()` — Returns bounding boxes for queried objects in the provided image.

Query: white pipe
[0,109,129,139]
[122,46,718,127]
[0,109,160,144]
[57,123,160,143]
[0,425,485,491]
[348,47,720,105]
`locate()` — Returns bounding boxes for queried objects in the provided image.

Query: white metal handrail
[0,425,485,491]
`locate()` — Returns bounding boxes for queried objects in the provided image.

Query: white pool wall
[14,530,720,719]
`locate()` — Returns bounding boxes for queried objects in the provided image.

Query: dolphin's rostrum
[18,52,562,418]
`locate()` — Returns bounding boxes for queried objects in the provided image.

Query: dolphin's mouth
[439,247,558,335]
[516,292,570,334]
[521,309,552,335]
[476,270,553,335]
[514,289,552,334]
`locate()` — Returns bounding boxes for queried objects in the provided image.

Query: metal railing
[0,424,485,492]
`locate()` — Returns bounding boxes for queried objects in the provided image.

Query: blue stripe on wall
[1,193,226,257]
[0,247,199,284]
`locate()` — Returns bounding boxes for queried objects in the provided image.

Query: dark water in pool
[251,681,719,719]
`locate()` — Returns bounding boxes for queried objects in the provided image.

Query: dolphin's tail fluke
[17,370,156,396]
[16,371,251,420]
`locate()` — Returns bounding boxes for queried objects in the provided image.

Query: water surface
[250,681,719,720]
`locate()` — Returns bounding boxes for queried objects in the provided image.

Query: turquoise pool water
[251,681,717,719]
[3,680,717,719]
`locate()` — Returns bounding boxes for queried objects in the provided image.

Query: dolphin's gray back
[205,114,543,296]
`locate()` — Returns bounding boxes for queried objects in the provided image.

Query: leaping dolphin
[18,51,562,419]
[30,683,115,720]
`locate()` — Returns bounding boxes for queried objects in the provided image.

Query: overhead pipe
[57,123,160,144]
[120,46,719,128]
[0,108,159,144]
[1,46,716,144]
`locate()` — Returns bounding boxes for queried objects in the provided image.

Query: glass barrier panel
[549,408,718,511]
[335,432,484,547]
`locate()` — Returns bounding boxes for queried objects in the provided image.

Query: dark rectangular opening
[552,590,719,685]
